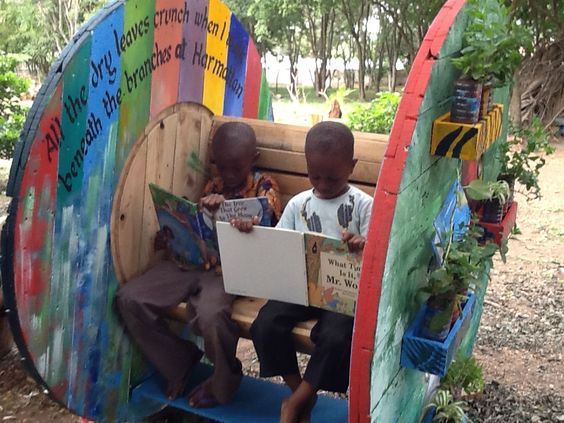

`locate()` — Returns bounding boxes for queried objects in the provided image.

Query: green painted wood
[369,1,513,421]
[116,0,155,171]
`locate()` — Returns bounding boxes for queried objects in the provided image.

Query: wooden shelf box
[400,293,476,377]
[431,105,503,160]
[479,201,518,246]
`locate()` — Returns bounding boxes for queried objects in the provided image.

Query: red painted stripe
[150,0,184,117]
[348,1,467,421]
[14,82,62,346]
[242,40,261,118]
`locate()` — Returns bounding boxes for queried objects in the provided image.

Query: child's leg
[282,311,354,423]
[115,260,204,397]
[185,272,240,406]
[304,310,354,393]
[250,301,317,384]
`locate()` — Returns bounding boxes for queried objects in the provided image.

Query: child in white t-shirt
[235,121,373,422]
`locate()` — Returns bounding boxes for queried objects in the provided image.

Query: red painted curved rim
[348,0,466,421]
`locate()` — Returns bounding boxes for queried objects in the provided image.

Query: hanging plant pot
[450,78,483,124]
[420,294,457,341]
[479,202,519,246]
[480,82,494,119]
[497,173,515,208]
[400,293,477,377]
[481,198,508,224]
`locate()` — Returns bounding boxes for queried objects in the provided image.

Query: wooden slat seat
[169,297,317,354]
[165,114,387,354]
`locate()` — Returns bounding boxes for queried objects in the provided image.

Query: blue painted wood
[222,14,249,117]
[400,293,476,377]
[422,407,468,423]
[129,363,348,422]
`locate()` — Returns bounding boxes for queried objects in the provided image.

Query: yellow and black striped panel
[431,105,504,160]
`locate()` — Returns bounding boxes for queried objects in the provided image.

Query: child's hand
[199,194,226,212]
[230,216,259,233]
[342,230,366,252]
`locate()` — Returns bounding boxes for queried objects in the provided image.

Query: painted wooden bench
[165,114,388,353]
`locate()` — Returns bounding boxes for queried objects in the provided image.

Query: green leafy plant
[464,179,510,204]
[423,223,501,300]
[0,52,30,159]
[347,91,400,134]
[420,222,502,334]
[500,117,555,200]
[442,353,485,398]
[423,389,467,423]
[450,0,532,85]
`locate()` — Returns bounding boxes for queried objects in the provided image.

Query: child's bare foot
[188,380,219,408]
[164,348,204,400]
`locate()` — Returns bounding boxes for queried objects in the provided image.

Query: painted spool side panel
[4,1,274,422]
[364,2,512,422]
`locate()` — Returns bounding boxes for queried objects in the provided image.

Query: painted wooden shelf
[400,293,476,377]
[431,104,503,160]
[479,201,518,246]
[128,363,348,423]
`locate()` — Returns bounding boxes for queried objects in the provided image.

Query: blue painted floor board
[130,363,348,422]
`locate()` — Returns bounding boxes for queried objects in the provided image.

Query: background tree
[507,0,564,126]
[303,0,337,96]
[0,0,104,77]
[340,0,371,99]
[0,53,30,159]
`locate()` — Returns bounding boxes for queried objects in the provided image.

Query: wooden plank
[210,116,389,162]
[169,297,316,353]
[112,141,148,283]
[139,113,179,273]
[256,148,381,185]
[266,172,375,199]
[171,103,212,201]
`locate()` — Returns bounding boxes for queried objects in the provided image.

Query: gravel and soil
[0,140,563,422]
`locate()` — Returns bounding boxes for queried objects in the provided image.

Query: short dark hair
[212,122,257,153]
[305,121,354,159]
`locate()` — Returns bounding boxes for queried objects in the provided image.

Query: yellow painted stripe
[202,0,231,114]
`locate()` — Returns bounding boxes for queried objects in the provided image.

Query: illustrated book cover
[216,223,362,316]
[149,183,272,269]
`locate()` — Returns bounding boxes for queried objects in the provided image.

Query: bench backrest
[210,115,386,207]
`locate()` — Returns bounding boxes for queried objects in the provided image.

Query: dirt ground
[0,140,563,422]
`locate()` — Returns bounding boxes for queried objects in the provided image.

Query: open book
[148,183,272,269]
[216,223,362,316]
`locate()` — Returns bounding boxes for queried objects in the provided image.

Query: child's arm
[199,193,225,212]
[342,230,366,252]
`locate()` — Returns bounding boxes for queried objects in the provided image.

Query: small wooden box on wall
[430,104,504,160]
[400,293,476,377]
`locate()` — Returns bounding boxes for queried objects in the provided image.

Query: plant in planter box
[420,223,500,341]
[464,179,511,223]
[441,353,485,399]
[422,389,468,423]
[499,117,555,201]
[449,0,532,123]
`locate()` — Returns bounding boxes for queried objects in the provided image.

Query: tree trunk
[509,71,522,125]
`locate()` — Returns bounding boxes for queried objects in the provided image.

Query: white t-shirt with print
[277,185,373,238]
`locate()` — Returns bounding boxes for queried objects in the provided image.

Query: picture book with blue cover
[149,183,272,270]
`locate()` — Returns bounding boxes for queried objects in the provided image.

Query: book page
[216,223,309,306]
[305,233,361,316]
